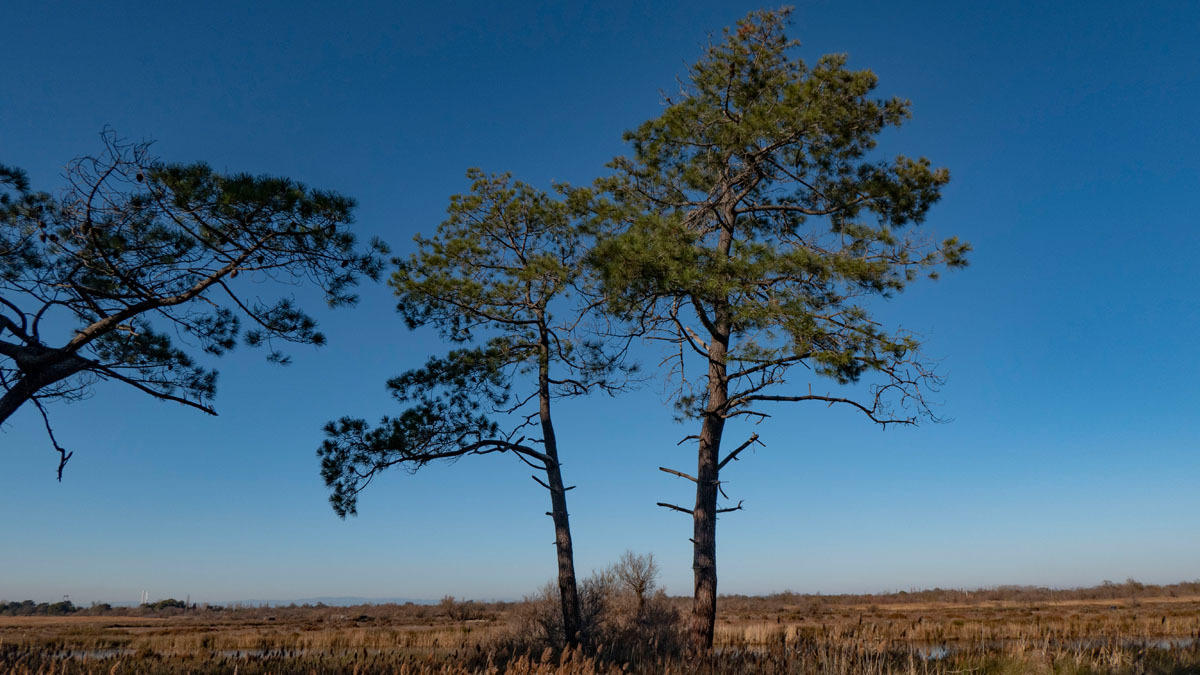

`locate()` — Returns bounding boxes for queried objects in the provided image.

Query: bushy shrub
[502,551,682,659]
[439,596,486,621]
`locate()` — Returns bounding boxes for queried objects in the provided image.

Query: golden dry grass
[3,586,1200,673]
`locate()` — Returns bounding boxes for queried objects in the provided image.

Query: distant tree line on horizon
[0,597,194,617]
[7,577,1199,622]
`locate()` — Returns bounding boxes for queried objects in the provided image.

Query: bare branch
[659,466,698,482]
[31,397,72,481]
[738,393,915,426]
[717,433,762,471]
[716,500,744,514]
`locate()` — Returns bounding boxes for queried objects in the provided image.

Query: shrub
[504,552,682,659]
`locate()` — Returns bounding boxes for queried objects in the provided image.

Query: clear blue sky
[3,1,1199,605]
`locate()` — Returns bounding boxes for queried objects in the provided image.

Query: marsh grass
[3,584,1200,673]
[4,638,1200,674]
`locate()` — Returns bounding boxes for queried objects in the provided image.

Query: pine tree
[590,9,969,648]
[319,170,633,645]
[0,132,387,478]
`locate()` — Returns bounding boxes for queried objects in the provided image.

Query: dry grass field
[3,581,1200,673]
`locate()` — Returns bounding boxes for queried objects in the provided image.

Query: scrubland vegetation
[4,578,1200,674]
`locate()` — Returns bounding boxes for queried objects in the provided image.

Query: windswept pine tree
[319,170,634,645]
[0,132,387,478]
[589,9,969,648]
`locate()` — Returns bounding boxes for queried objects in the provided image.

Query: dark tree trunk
[0,350,86,425]
[689,218,734,650]
[543,434,582,644]
[538,323,583,645]
[689,331,728,650]
[0,376,35,424]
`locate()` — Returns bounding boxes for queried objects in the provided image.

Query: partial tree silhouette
[590,9,969,648]
[0,132,388,478]
[319,170,634,645]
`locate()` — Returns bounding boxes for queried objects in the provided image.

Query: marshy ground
[3,581,1200,673]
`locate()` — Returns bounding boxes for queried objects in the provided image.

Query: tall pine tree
[590,9,968,648]
[319,170,633,645]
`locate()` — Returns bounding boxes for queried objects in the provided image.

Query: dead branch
[659,466,698,482]
[716,500,744,514]
[717,433,762,471]
[32,397,71,481]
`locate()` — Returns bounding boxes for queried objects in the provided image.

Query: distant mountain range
[287,597,435,606]
[200,596,438,607]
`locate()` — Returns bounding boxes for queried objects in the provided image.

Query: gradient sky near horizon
[3,1,1199,606]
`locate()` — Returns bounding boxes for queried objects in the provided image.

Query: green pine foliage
[319,169,634,646]
[318,169,631,514]
[583,8,970,648]
[591,7,968,422]
[0,131,388,475]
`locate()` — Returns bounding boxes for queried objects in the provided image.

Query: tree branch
[90,364,218,416]
[716,500,744,514]
[717,433,762,471]
[31,397,72,481]
[659,466,698,482]
[737,393,914,426]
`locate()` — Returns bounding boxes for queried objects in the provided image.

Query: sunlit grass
[4,583,1200,673]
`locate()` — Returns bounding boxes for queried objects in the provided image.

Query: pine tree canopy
[590,8,969,422]
[318,170,633,516]
[0,132,388,477]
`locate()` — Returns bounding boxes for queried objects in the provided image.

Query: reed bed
[3,589,1199,673]
[4,638,1200,674]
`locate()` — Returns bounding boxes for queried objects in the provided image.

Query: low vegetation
[3,578,1200,674]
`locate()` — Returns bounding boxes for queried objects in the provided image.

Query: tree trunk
[538,323,583,645]
[543,438,582,644]
[689,211,735,650]
[0,377,35,425]
[0,356,84,425]
[689,332,728,650]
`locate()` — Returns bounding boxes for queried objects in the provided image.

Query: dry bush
[507,571,615,651]
[439,595,486,621]
[497,552,683,660]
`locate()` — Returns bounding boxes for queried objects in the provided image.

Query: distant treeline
[0,600,82,616]
[7,579,1199,619]
[721,578,1200,610]
[0,597,195,616]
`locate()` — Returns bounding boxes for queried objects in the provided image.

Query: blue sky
[3,1,1199,605]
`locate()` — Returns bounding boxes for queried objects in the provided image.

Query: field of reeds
[4,580,1200,674]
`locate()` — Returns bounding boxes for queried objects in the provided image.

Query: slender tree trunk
[0,377,34,424]
[538,323,583,645]
[690,219,734,650]
[689,331,728,649]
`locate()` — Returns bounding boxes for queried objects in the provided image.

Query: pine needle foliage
[586,8,970,648]
[318,169,635,645]
[0,131,388,477]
